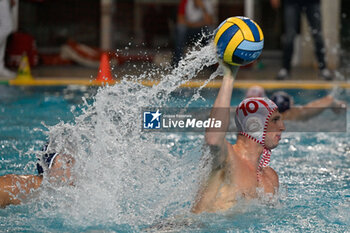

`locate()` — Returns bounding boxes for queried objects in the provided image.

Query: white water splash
[34,42,218,227]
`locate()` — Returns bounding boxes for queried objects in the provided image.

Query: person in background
[0,0,16,79]
[245,85,266,98]
[171,0,215,67]
[270,91,346,121]
[270,0,332,80]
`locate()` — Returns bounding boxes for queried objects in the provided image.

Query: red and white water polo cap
[235,97,278,145]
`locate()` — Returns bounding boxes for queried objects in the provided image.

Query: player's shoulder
[262,167,279,183]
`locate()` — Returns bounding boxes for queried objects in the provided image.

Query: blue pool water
[0,83,349,232]
[1,43,350,232]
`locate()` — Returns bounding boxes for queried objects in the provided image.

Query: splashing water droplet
[35,39,218,227]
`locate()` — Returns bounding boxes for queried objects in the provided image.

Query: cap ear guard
[244,115,264,140]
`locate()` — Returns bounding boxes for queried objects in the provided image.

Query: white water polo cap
[235,97,278,145]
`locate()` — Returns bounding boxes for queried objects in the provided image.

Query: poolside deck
[1,51,349,88]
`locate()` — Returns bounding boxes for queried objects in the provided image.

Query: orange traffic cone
[96,52,113,82]
[16,54,33,80]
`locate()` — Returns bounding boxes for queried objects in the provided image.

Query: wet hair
[36,143,58,175]
[270,91,292,113]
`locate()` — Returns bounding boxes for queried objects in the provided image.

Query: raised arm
[285,95,346,121]
[205,64,239,168]
[0,174,42,208]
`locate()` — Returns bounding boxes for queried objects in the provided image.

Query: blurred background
[3,0,350,80]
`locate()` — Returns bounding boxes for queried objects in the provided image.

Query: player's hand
[270,0,280,9]
[220,62,239,79]
[194,0,205,9]
[331,99,347,114]
[203,14,213,25]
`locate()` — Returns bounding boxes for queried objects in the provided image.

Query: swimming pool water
[0,85,349,232]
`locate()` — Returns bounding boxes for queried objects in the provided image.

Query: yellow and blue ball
[214,16,264,66]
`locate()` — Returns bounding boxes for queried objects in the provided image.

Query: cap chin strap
[240,132,271,182]
[257,147,271,182]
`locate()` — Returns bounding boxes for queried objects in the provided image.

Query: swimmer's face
[264,111,285,149]
[48,154,75,185]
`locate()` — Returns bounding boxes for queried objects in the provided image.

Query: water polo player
[0,143,75,208]
[271,91,346,121]
[191,64,285,213]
